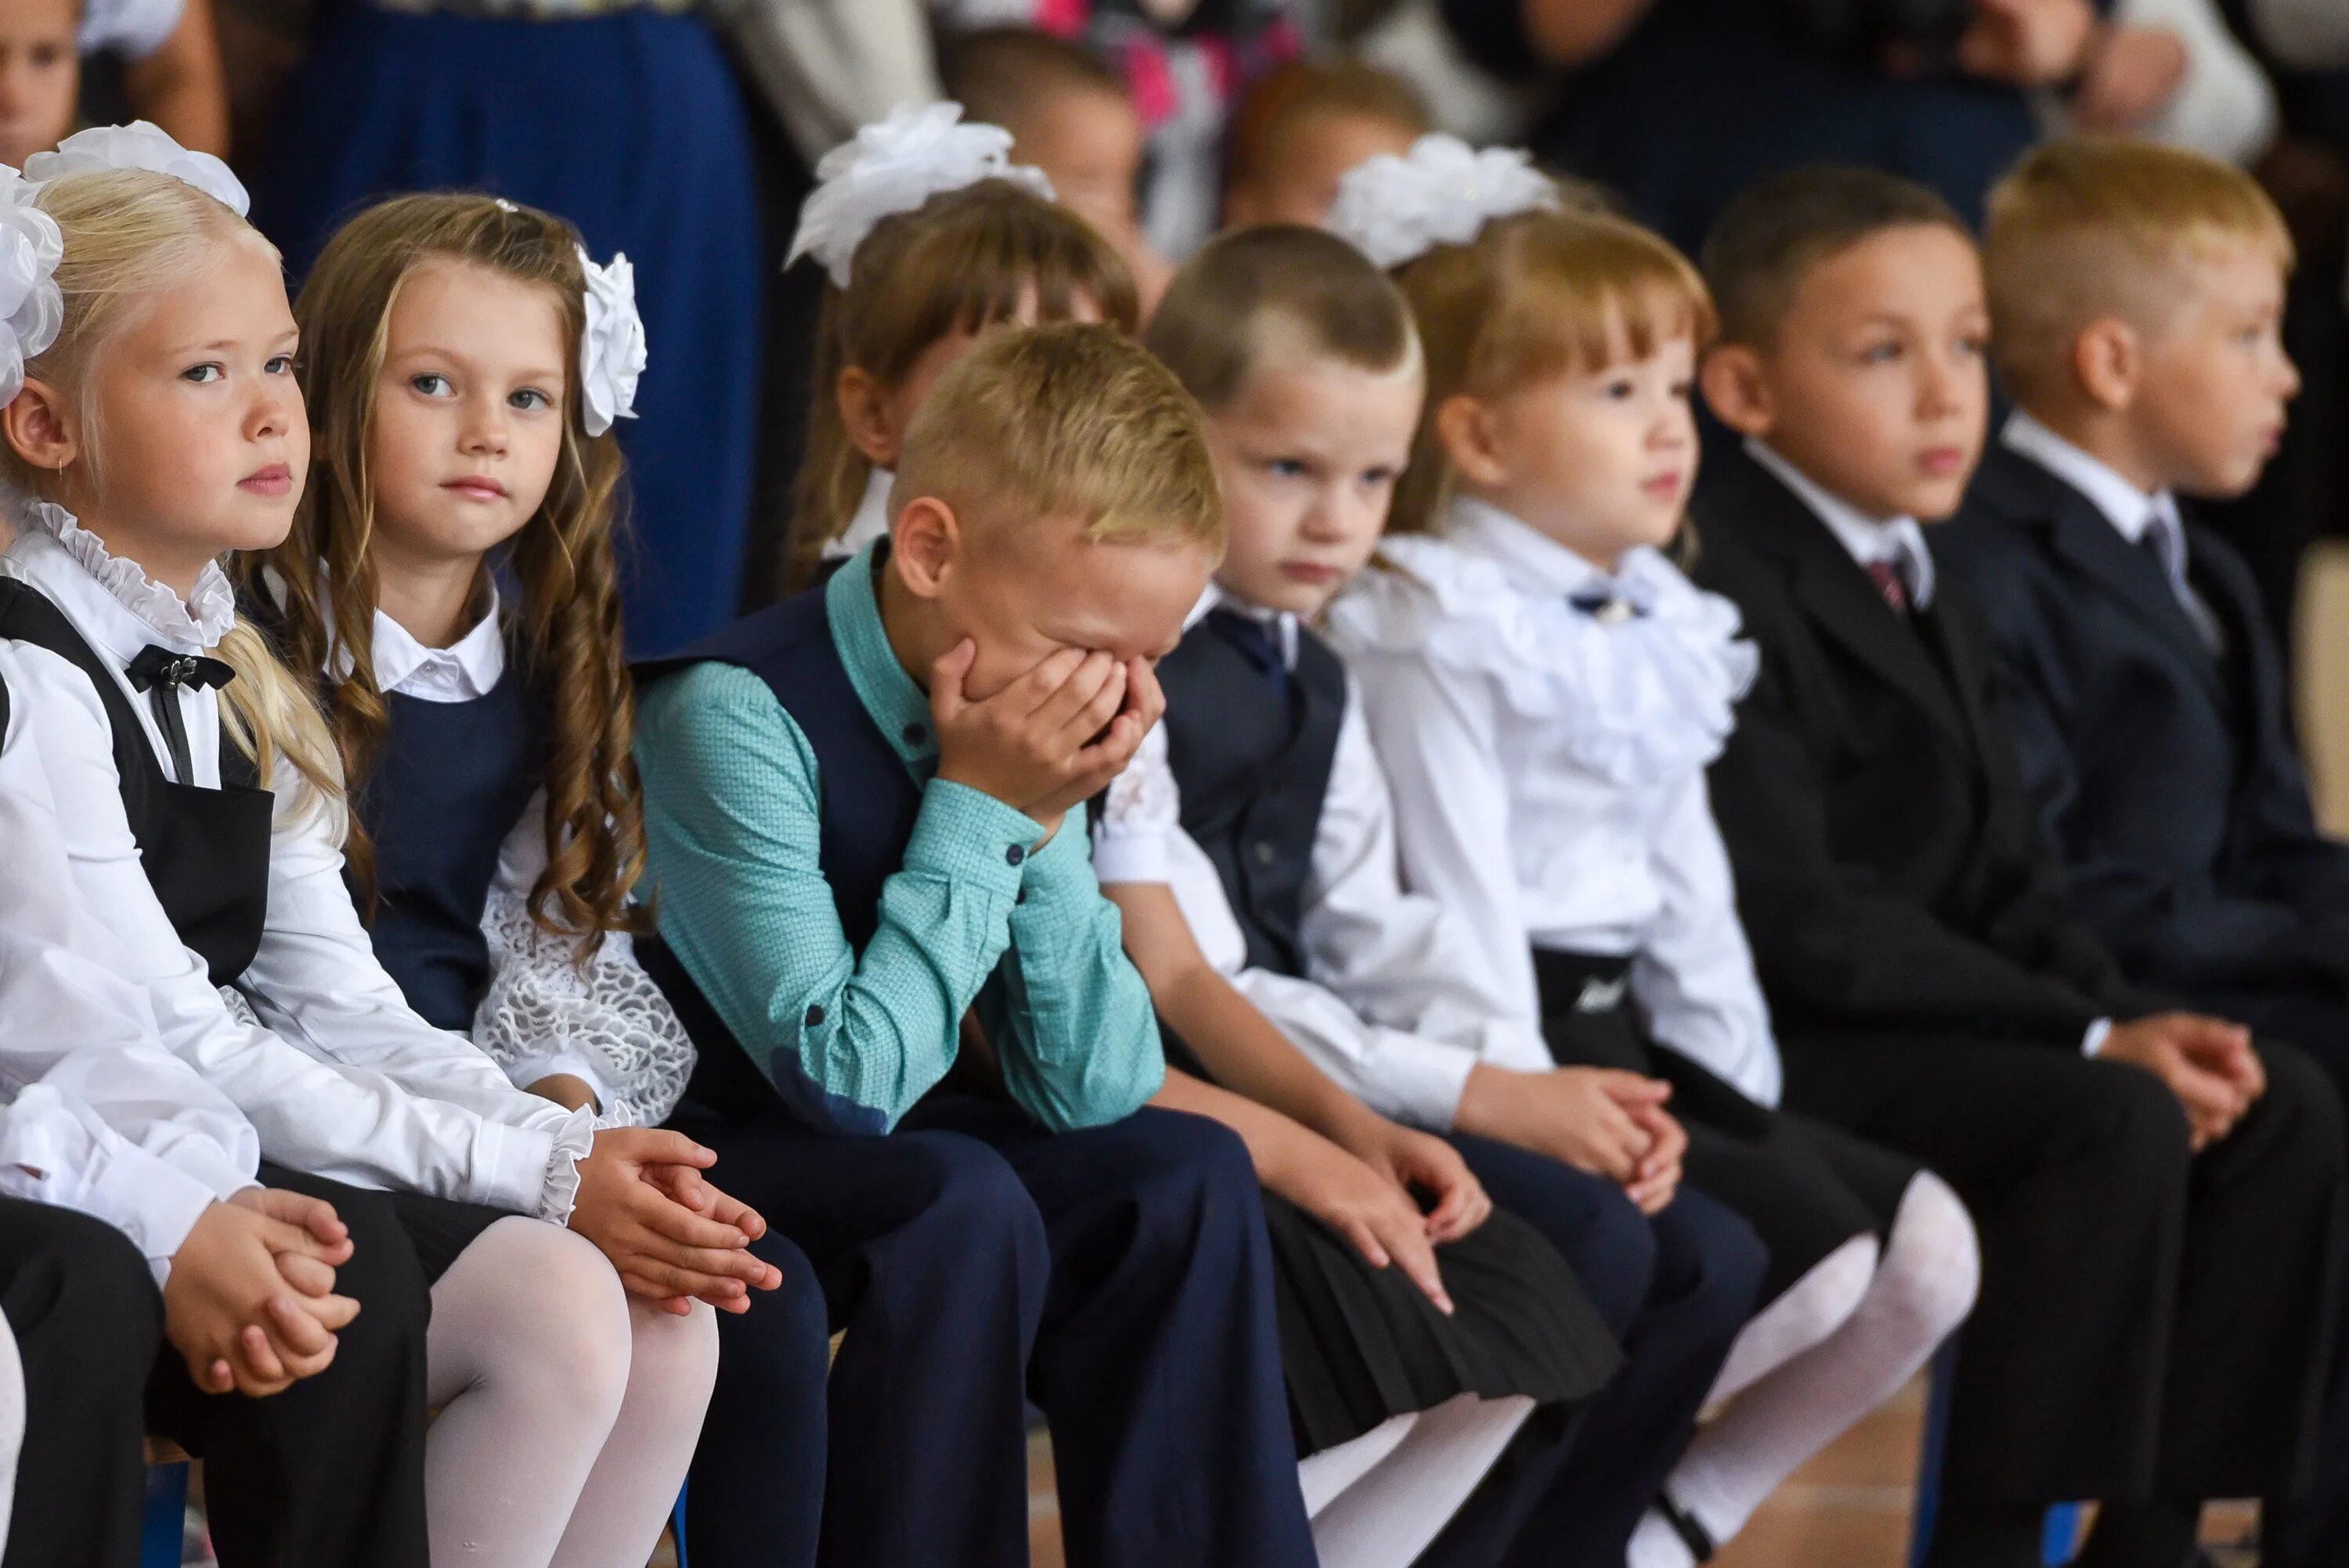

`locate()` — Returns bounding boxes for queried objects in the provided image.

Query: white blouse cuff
[477,1110,597,1226]
[1089,829,1171,887]
[1369,1029,1482,1132]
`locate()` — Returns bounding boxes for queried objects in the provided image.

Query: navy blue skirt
[251,2,765,658]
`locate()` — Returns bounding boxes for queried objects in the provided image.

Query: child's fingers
[1056,660,1128,746]
[237,1322,288,1386]
[607,1128,719,1170]
[618,1259,752,1305]
[262,1293,338,1357]
[1125,658,1166,730]
[1030,650,1118,734]
[928,639,980,719]
[1009,647,1092,720]
[199,1356,234,1395]
[626,1189,753,1253]
[270,1250,338,1299]
[1593,1070,1672,1104]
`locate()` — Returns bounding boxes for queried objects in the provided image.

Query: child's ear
[2,379,77,475]
[1434,394,1509,488]
[1698,344,1773,437]
[836,366,901,468]
[2072,319,2142,413]
[889,496,960,600]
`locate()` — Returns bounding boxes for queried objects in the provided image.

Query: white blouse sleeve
[1091,719,1179,887]
[1342,643,1547,1033]
[1627,773,1784,1108]
[4,641,590,1222]
[467,791,696,1128]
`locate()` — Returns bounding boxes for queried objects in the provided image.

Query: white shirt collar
[370,579,508,703]
[3,501,237,661]
[1187,580,1300,670]
[1745,438,1937,609]
[1445,495,1664,613]
[826,467,894,564]
[2000,410,2183,550]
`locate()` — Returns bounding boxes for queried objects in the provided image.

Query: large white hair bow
[1325,134,1558,270]
[576,248,648,438]
[23,121,250,217]
[0,170,62,409]
[788,103,1054,288]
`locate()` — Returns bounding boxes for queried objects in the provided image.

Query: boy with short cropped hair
[942,26,1172,310]
[1221,59,1430,229]
[1691,164,2347,1568]
[1944,138,2349,1567]
[637,322,1315,1568]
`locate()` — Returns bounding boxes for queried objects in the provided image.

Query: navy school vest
[1155,614,1347,979]
[635,580,940,1130]
[352,660,550,1033]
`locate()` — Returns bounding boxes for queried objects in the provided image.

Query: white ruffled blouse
[351,589,695,1128]
[0,505,596,1221]
[1324,497,1785,1107]
[826,467,893,564]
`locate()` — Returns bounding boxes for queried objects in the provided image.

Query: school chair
[1907,1348,2084,1566]
[672,1480,691,1568]
[142,1438,189,1568]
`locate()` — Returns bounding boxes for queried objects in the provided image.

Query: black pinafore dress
[0,580,511,1280]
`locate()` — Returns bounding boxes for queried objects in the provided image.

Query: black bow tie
[1569,589,1645,624]
[125,644,234,783]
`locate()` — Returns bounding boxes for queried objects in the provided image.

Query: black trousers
[1782,1031,2347,1509]
[1407,1134,1766,1568]
[0,1166,435,1568]
[674,1092,1319,1568]
[2179,984,2349,1568]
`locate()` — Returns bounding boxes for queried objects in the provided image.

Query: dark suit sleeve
[1703,567,2114,1047]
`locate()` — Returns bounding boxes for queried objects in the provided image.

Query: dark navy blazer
[1939,443,2349,1000]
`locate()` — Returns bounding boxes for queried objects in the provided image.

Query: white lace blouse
[362,595,695,1129]
[0,504,596,1220]
[1091,584,1554,1131]
[1325,497,1786,1107]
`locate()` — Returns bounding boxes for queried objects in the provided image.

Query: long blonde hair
[4,169,344,827]
[250,193,648,958]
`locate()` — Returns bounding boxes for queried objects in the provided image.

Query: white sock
[1671,1173,1980,1552]
[424,1217,713,1568]
[1627,1508,1699,1568]
[1300,1413,1420,1516]
[1311,1395,1535,1568]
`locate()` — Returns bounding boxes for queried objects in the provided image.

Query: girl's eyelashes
[411,372,453,398]
[1603,377,1637,400]
[509,387,553,412]
[266,355,297,376]
[1859,341,1903,365]
[182,362,225,384]
[1267,456,1310,479]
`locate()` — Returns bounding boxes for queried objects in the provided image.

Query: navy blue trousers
[1413,1134,1767,1568]
[674,1094,1316,1568]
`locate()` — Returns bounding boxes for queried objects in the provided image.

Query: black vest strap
[1156,615,1347,978]
[0,579,273,984]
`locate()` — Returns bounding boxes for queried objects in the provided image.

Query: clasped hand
[167,1187,359,1397]
[567,1128,783,1316]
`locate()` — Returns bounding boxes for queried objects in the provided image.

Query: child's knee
[630,1298,720,1410]
[1876,1172,1980,1341]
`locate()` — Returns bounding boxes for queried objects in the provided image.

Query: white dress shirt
[2000,411,2227,653]
[349,588,694,1126]
[0,640,263,1282]
[1746,439,1936,609]
[1326,498,1787,1106]
[1095,581,1555,1130]
[0,506,596,1220]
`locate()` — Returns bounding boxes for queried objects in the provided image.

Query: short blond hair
[1985,138,2293,402]
[893,320,1222,555]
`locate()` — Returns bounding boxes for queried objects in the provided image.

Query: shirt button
[1005,844,1027,867]
[902,722,929,747]
[1252,842,1277,866]
[804,1004,825,1028]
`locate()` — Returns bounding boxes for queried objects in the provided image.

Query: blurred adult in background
[246,0,767,658]
[2,0,226,168]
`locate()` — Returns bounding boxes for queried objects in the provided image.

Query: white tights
[424,1217,717,1568]
[1629,1172,1979,1568]
[1304,1395,1536,1568]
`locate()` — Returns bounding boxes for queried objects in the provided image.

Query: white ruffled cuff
[531,1111,597,1226]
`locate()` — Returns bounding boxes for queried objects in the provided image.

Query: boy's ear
[2071,318,2142,413]
[2,378,77,475]
[1434,394,1509,488]
[1699,344,1774,438]
[836,366,902,469]
[889,496,960,600]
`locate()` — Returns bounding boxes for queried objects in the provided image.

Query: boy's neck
[372,544,490,651]
[2014,398,2167,497]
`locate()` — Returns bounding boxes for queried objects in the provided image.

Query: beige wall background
[2301,542,2349,834]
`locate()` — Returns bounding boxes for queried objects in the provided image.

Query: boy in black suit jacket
[1939,135,2349,1567]
[1690,164,2348,1568]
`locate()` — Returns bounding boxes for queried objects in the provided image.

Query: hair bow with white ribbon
[1325,134,1559,271]
[788,102,1055,288]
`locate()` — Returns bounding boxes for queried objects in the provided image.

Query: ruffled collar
[1326,498,1757,787]
[11,499,237,652]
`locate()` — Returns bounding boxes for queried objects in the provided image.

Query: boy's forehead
[1788,225,1983,329]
